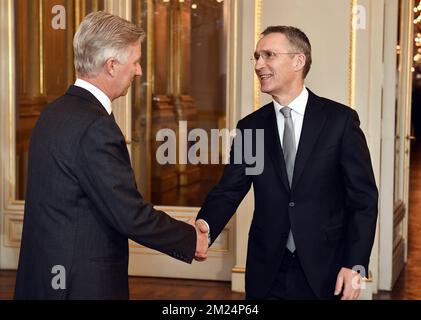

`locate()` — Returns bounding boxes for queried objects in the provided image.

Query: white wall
[260,0,351,106]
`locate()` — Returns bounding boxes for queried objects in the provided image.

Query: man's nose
[254,56,265,71]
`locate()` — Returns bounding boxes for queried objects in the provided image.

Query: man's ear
[294,54,306,72]
[104,58,118,77]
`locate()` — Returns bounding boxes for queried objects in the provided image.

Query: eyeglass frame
[251,50,302,62]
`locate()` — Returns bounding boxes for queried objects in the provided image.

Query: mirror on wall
[15,0,229,208]
[15,0,105,200]
[132,0,228,207]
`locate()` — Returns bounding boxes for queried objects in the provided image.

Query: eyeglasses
[251,50,301,62]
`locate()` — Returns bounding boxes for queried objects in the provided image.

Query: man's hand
[334,267,362,300]
[187,218,209,262]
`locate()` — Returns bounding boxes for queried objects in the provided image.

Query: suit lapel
[261,103,290,192]
[291,90,327,190]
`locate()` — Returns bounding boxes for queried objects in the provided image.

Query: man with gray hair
[14,11,208,300]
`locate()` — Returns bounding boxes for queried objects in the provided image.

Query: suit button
[289,202,295,207]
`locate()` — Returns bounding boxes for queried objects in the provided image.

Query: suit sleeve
[340,109,379,274]
[197,120,253,244]
[75,116,196,263]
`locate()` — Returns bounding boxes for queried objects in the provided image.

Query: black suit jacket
[15,86,196,300]
[197,89,378,299]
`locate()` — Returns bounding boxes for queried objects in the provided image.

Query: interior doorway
[378,0,420,298]
[392,0,421,299]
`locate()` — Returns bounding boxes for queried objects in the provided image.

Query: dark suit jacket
[197,89,378,299]
[14,85,196,300]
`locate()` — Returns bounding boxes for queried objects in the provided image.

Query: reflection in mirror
[15,0,104,200]
[132,0,228,207]
[15,0,228,209]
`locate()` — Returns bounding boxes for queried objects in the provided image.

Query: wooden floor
[2,144,421,300]
[0,271,244,300]
[374,141,421,299]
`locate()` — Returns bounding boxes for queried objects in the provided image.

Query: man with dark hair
[195,26,378,300]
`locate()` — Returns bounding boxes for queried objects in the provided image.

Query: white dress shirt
[74,79,112,115]
[201,87,309,245]
[273,86,309,149]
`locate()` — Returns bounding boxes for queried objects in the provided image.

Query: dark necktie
[280,107,296,253]
[110,112,116,122]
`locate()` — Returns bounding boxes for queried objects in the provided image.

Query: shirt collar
[74,78,112,115]
[273,86,308,116]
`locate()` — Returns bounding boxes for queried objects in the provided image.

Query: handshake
[187,218,209,262]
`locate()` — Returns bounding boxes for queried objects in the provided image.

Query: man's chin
[119,87,130,97]
[260,86,271,94]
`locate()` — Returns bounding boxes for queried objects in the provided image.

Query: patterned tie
[279,107,296,253]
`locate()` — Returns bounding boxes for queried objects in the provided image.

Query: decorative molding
[1,0,24,213]
[393,200,405,227]
[230,0,261,288]
[232,266,245,274]
[104,0,132,149]
[208,228,230,253]
[392,237,405,285]
[39,0,45,95]
[404,0,414,158]
[228,0,238,130]
[154,206,199,215]
[4,214,23,247]
[146,0,154,199]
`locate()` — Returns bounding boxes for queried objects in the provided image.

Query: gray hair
[73,11,145,77]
